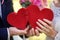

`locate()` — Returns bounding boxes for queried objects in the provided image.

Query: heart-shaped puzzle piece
[26,5,54,29]
[7,8,28,30]
[7,5,54,30]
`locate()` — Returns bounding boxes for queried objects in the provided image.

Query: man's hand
[9,27,29,36]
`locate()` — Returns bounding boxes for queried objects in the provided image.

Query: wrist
[8,28,13,36]
[52,31,57,39]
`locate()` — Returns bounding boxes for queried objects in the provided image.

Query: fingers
[36,22,50,32]
[43,19,52,25]
[19,30,27,35]
[15,27,29,35]
[25,26,29,31]
[35,29,40,36]
[29,29,33,36]
[36,27,47,34]
[38,19,49,27]
[43,19,54,28]
[31,28,35,36]
[36,19,55,37]
[28,28,40,36]
[37,19,52,30]
[21,27,30,35]
[29,28,35,36]
[2,0,4,4]
[9,27,27,36]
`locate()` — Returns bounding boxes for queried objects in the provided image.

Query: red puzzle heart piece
[7,8,28,30]
[26,5,54,29]
[7,5,54,30]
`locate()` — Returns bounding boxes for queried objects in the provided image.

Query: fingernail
[32,28,34,30]
[38,19,41,22]
[38,19,40,21]
[36,22,38,24]
[36,27,38,29]
[43,19,45,20]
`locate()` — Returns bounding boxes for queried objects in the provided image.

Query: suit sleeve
[0,28,8,40]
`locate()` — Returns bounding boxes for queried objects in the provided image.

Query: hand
[36,19,57,38]
[2,0,4,4]
[25,25,40,37]
[9,27,29,36]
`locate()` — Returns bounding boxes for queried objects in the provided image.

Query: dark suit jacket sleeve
[0,28,8,40]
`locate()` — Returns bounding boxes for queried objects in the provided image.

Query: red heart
[7,5,54,30]
[7,8,28,30]
[26,5,54,29]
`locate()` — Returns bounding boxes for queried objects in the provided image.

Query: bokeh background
[12,0,53,40]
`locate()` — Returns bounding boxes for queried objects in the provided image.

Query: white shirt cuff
[54,32,60,40]
[7,28,10,40]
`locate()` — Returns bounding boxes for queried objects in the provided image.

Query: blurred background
[12,0,53,40]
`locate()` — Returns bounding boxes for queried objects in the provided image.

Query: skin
[9,0,60,38]
[8,0,39,37]
[9,25,39,36]
[36,19,57,38]
[53,0,60,7]
[35,0,60,39]
[8,21,41,37]
[9,27,29,36]
[1,0,4,4]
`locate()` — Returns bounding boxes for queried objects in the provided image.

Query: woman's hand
[25,25,40,37]
[36,19,57,38]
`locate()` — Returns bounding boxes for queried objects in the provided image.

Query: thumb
[25,26,30,31]
[19,30,27,35]
[19,27,29,35]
